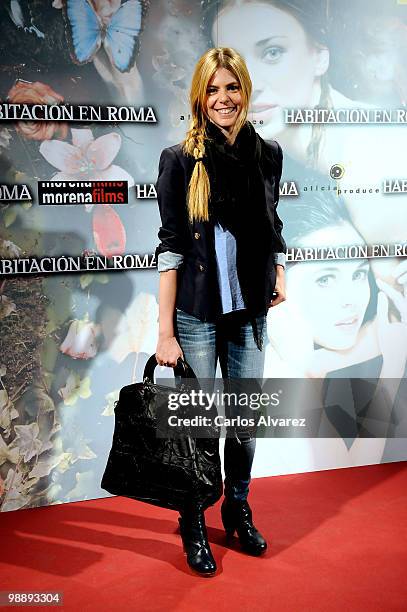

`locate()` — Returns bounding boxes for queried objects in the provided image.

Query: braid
[306,73,333,169]
[182,119,211,222]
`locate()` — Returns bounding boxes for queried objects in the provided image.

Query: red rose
[7,80,68,141]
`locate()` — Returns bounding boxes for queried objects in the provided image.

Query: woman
[266,189,407,381]
[263,188,407,469]
[155,47,287,576]
[208,0,407,284]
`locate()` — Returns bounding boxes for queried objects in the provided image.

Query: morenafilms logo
[37,181,128,205]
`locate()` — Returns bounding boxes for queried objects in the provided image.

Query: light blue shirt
[213,222,245,314]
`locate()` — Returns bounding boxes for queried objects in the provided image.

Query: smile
[215,107,236,115]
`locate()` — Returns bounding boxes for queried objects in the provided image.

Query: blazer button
[194,232,200,239]
[199,264,204,272]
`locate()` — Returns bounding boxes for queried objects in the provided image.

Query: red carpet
[1,462,406,611]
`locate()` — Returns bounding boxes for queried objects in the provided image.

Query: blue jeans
[175,308,266,502]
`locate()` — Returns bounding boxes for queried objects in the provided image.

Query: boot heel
[221,498,268,556]
[221,510,236,537]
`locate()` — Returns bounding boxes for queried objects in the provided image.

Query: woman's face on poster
[212,2,328,138]
[286,223,371,351]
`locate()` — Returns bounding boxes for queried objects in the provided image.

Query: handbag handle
[143,354,197,384]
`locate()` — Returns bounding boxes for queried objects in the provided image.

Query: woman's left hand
[269,265,286,307]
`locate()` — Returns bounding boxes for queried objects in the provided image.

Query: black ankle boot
[221,498,267,556]
[178,509,217,576]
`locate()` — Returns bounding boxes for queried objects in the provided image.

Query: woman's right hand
[156,336,184,367]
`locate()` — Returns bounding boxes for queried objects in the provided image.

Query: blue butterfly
[64,0,143,73]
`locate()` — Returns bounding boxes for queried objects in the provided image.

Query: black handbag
[101,355,223,512]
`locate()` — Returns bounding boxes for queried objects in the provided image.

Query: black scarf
[202,120,273,350]
[204,119,265,235]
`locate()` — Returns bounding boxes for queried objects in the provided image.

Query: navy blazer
[155,130,286,323]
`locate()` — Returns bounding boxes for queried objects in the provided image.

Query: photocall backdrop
[0,0,406,513]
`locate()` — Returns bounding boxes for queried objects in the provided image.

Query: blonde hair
[183,47,252,222]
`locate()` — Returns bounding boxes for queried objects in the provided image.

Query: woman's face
[212,2,328,138]
[205,67,243,133]
[286,223,371,351]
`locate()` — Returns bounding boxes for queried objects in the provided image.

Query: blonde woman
[155,47,286,576]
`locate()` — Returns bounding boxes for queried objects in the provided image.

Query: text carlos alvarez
[167,415,306,427]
